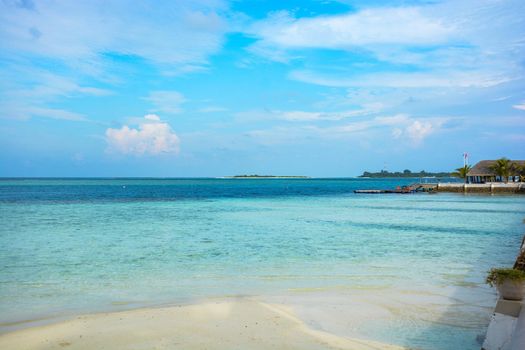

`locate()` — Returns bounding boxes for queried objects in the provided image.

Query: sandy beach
[0,297,407,350]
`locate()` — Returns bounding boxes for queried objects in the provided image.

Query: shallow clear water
[0,178,524,349]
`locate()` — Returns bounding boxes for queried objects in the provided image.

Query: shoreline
[0,297,407,350]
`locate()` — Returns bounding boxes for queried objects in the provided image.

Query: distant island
[227,175,310,178]
[359,169,452,178]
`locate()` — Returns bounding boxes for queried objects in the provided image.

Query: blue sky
[0,0,524,177]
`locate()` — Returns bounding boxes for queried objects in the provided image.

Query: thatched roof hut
[467,160,525,183]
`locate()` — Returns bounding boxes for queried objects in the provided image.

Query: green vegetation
[519,166,525,182]
[359,169,452,178]
[486,268,525,287]
[451,165,472,183]
[490,158,515,183]
[490,157,525,183]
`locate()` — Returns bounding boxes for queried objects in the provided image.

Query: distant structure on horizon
[467,160,525,183]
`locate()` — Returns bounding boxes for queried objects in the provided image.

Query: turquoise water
[0,178,524,349]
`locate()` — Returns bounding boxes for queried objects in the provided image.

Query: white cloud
[236,104,383,122]
[0,66,112,121]
[16,71,114,98]
[513,102,525,111]
[248,7,453,49]
[144,91,186,114]
[0,1,227,123]
[279,111,323,121]
[105,114,180,155]
[244,114,445,146]
[144,114,160,121]
[392,128,403,139]
[0,1,228,71]
[289,70,512,89]
[246,0,525,93]
[162,64,210,77]
[2,104,87,121]
[27,107,87,121]
[246,42,296,64]
[404,120,434,145]
[281,104,383,121]
[390,118,445,145]
[330,114,409,133]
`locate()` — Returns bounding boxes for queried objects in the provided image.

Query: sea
[0,178,524,350]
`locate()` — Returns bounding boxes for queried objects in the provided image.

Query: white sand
[0,297,407,350]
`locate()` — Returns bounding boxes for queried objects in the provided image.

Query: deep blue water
[0,177,426,202]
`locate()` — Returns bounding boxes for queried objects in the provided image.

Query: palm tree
[452,165,472,183]
[490,158,516,183]
[516,164,525,182]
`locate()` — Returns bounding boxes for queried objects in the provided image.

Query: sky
[0,0,524,177]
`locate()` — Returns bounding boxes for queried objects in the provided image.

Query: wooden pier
[354,183,437,194]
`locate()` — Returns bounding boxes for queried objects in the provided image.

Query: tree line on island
[360,158,524,182]
[359,169,452,178]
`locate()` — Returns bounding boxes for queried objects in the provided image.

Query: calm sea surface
[1,178,524,349]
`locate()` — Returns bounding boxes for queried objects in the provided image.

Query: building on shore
[466,160,525,184]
